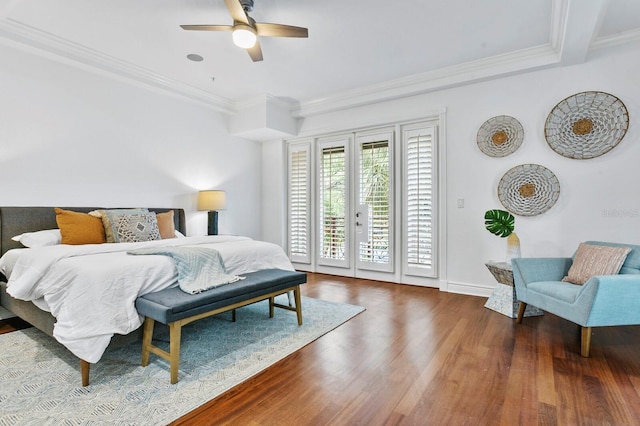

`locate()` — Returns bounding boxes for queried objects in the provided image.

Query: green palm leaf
[484,209,515,238]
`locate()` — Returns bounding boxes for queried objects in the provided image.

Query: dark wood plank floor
[3,274,640,424]
[171,273,640,425]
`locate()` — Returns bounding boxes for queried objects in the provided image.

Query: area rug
[0,296,364,425]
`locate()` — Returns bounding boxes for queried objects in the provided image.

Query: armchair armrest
[584,274,640,326]
[512,257,573,286]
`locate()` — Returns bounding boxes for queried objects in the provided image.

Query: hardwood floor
[0,316,30,334]
[171,274,640,425]
[2,274,639,424]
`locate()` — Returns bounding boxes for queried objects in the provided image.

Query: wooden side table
[484,261,543,318]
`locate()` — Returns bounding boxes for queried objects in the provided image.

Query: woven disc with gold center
[498,164,560,216]
[545,91,628,159]
[477,115,523,157]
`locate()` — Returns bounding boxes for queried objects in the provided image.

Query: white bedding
[1,236,294,363]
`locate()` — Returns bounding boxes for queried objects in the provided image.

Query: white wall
[0,44,262,238]
[262,42,640,296]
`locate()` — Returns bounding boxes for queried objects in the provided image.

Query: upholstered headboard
[0,207,187,257]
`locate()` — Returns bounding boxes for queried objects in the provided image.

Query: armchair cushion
[562,243,631,285]
[527,281,582,303]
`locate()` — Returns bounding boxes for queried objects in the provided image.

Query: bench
[135,268,307,383]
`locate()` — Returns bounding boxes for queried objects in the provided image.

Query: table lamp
[197,190,226,235]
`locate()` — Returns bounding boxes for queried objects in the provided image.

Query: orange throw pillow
[156,210,176,239]
[55,208,106,245]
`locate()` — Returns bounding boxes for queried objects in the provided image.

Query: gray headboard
[0,207,187,257]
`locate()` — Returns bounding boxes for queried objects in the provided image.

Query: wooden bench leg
[294,285,302,326]
[581,326,592,357]
[80,359,90,387]
[141,317,155,367]
[269,296,275,318]
[169,322,182,384]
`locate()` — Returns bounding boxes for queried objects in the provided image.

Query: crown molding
[592,28,640,50]
[294,44,561,118]
[0,18,235,114]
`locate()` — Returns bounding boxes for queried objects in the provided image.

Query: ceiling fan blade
[225,0,249,25]
[247,39,263,62]
[254,23,308,38]
[180,24,234,32]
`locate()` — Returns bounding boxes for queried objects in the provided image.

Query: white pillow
[12,229,62,247]
[175,230,185,238]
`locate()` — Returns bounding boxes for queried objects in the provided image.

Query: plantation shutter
[287,143,311,264]
[403,124,437,277]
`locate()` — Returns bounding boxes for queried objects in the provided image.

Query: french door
[316,129,394,279]
[287,120,438,284]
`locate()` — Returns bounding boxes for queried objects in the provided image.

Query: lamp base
[207,211,219,235]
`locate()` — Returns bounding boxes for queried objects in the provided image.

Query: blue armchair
[512,241,640,357]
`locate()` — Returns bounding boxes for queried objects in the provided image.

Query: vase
[506,232,521,264]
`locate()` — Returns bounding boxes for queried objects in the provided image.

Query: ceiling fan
[180,0,308,62]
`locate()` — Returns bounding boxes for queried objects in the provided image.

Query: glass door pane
[356,130,393,272]
[318,137,350,268]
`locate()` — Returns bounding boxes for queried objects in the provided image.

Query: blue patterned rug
[0,296,364,425]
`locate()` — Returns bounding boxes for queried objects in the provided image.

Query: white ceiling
[1,0,639,122]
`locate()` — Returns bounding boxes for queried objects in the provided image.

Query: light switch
[457,198,464,208]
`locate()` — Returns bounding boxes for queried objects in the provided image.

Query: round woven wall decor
[545,91,629,159]
[477,115,524,157]
[498,164,560,216]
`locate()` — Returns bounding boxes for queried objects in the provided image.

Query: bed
[0,206,295,385]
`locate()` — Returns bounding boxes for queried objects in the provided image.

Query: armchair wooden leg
[80,359,90,387]
[581,327,592,357]
[516,302,527,323]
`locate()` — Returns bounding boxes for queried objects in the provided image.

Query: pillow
[110,212,161,243]
[54,208,106,245]
[562,243,632,285]
[175,230,185,238]
[12,229,62,247]
[156,210,176,239]
[98,208,149,243]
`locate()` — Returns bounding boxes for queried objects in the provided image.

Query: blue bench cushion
[136,268,306,324]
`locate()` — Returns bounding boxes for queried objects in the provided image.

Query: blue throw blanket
[128,247,244,294]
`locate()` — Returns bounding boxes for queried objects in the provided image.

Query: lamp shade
[197,190,226,211]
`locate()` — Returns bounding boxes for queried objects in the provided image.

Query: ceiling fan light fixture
[232,25,257,48]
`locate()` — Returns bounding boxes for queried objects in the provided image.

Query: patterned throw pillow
[98,209,149,243]
[562,243,631,285]
[112,212,161,243]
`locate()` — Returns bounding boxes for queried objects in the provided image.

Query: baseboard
[446,281,494,298]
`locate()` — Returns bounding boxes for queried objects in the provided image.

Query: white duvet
[1,236,294,363]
